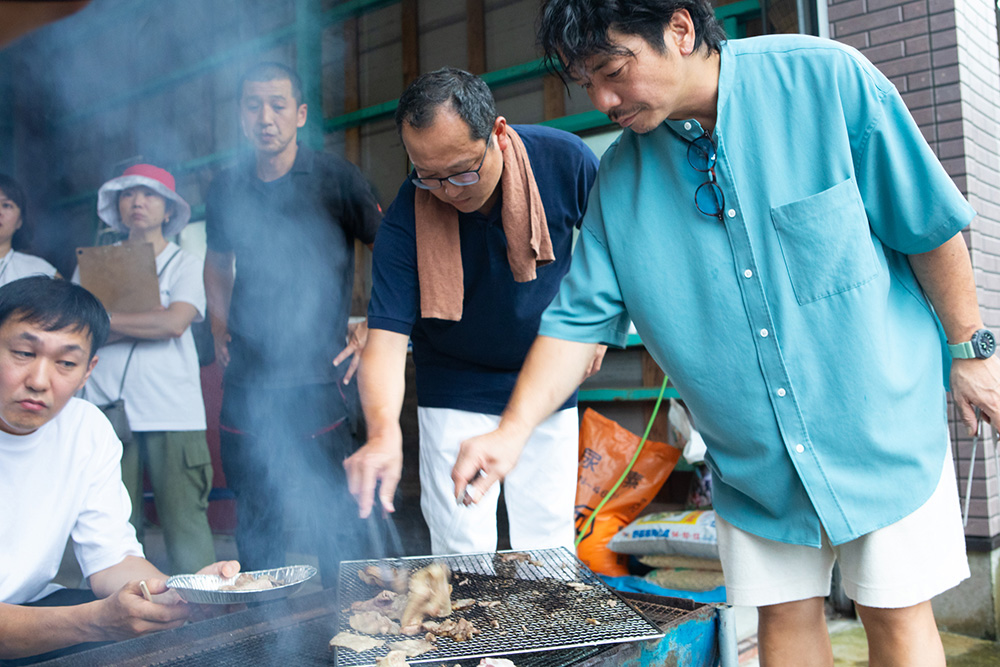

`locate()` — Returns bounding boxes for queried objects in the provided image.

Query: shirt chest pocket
[770,178,880,305]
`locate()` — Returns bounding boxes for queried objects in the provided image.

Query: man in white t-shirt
[0,276,239,663]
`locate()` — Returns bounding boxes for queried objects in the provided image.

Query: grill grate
[334,548,664,667]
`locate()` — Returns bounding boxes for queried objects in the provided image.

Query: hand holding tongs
[366,494,406,580]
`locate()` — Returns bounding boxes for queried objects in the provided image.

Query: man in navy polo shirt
[344,68,600,555]
[204,62,381,585]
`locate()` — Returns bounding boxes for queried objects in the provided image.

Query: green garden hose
[574,374,671,547]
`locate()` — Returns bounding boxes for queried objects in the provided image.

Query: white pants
[717,445,970,608]
[418,406,578,555]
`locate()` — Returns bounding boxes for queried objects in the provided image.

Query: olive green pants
[121,430,217,574]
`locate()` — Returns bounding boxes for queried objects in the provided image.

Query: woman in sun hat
[0,173,59,284]
[77,163,216,574]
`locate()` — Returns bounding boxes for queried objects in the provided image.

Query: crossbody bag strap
[116,343,138,400]
[114,247,182,400]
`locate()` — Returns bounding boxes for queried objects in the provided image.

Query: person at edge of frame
[452,2,999,666]
[0,276,240,665]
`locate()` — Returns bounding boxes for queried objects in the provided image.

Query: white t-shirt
[81,243,207,431]
[0,248,58,286]
[0,398,143,604]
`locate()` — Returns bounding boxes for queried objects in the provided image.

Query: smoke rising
[2,0,378,582]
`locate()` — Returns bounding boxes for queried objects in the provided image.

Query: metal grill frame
[33,588,710,667]
[334,547,665,667]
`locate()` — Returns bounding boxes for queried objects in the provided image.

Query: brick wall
[828,0,1000,544]
[953,0,1000,542]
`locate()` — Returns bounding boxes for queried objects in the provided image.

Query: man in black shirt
[204,62,381,585]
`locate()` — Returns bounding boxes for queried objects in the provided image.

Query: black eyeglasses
[687,132,725,221]
[409,142,490,190]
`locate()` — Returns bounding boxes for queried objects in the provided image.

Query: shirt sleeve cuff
[367,316,414,336]
[538,319,630,349]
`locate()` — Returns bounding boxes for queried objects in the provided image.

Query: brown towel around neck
[414,125,553,321]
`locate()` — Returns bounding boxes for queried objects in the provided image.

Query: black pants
[0,589,110,666]
[219,381,367,588]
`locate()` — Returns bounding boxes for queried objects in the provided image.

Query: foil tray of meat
[167,565,318,604]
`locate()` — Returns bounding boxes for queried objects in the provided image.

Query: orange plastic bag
[575,408,681,576]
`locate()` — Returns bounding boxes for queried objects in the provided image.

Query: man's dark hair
[0,173,31,252]
[0,277,110,359]
[394,67,498,142]
[539,0,726,76]
[238,61,304,106]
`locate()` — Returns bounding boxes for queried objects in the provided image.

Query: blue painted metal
[717,605,740,667]
[573,602,722,667]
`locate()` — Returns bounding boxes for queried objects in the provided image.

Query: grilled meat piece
[400,563,451,634]
[219,573,282,591]
[422,617,480,642]
[349,610,401,635]
[499,552,530,563]
[451,598,476,610]
[328,631,384,653]
[387,638,437,657]
[359,565,409,593]
[351,589,408,620]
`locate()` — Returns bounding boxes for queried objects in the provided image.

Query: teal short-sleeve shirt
[541,35,975,547]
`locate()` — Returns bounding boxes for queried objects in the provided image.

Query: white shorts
[717,445,970,608]
[418,406,578,555]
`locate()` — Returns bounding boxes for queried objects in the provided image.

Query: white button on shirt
[795,444,805,453]
[744,269,753,278]
[727,209,736,218]
[777,388,787,397]
[760,329,769,337]
[684,122,692,130]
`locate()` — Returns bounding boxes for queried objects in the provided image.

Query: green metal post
[721,17,740,38]
[296,0,324,151]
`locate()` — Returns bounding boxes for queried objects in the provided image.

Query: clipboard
[76,243,161,313]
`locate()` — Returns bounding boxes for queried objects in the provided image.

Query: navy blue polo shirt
[206,144,381,388]
[368,125,598,415]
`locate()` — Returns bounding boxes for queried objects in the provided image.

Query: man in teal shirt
[452,1,1000,665]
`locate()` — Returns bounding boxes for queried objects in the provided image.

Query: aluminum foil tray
[167,565,317,604]
[334,547,664,667]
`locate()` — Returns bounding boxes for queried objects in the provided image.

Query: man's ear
[79,355,99,390]
[297,103,308,128]
[494,116,509,152]
[668,9,697,56]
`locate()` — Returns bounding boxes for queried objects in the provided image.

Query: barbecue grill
[35,551,735,666]
[335,548,663,666]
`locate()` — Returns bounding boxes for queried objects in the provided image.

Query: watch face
[974,329,996,358]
